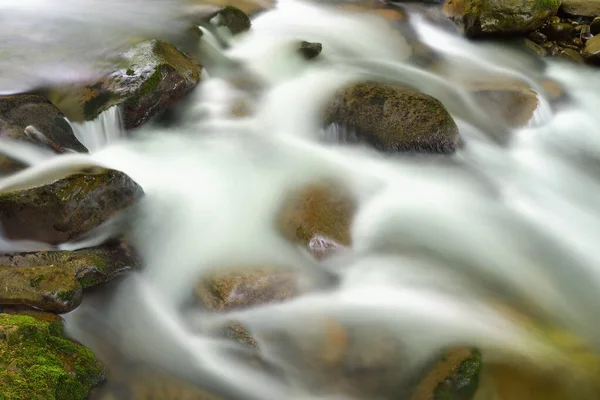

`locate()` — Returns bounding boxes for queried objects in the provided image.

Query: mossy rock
[205,6,252,36]
[443,0,560,37]
[0,266,82,313]
[0,240,140,290]
[323,82,460,154]
[0,312,105,399]
[0,95,87,176]
[0,169,143,245]
[49,40,202,130]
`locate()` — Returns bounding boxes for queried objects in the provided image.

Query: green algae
[433,349,482,400]
[29,274,46,288]
[0,313,104,399]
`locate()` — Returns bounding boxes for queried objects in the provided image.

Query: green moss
[535,0,559,9]
[138,68,164,97]
[0,313,104,399]
[125,68,135,76]
[56,289,76,303]
[29,274,46,288]
[433,349,482,400]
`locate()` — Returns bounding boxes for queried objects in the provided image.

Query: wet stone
[591,17,600,35]
[528,30,548,44]
[541,22,576,41]
[324,81,460,154]
[298,41,323,60]
[0,169,143,245]
[557,47,585,63]
[583,35,600,64]
[206,6,252,35]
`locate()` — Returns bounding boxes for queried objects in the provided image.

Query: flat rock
[324,81,460,154]
[0,169,143,245]
[0,266,82,313]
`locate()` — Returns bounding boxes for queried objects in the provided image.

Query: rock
[528,30,548,44]
[471,86,539,128]
[204,6,252,35]
[541,22,576,41]
[49,40,202,130]
[580,24,594,41]
[0,95,88,175]
[556,47,585,63]
[0,312,105,399]
[591,17,600,35]
[410,348,481,400]
[560,0,600,17]
[0,169,143,245]
[276,182,355,258]
[298,41,323,60]
[524,38,548,57]
[188,0,273,17]
[443,0,560,37]
[582,35,600,64]
[324,81,460,154]
[196,267,298,311]
[0,241,140,289]
[0,266,82,313]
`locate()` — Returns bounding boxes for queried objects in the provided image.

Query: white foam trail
[70,106,124,152]
[2,1,600,398]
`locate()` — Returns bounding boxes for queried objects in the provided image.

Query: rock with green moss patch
[0,169,143,245]
[0,241,140,290]
[0,312,105,399]
[0,95,88,175]
[0,266,82,313]
[323,81,459,154]
[443,0,560,37]
[50,40,202,130]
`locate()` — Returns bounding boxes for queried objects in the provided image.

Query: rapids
[1,0,600,398]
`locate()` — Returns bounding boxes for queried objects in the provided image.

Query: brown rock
[472,87,539,128]
[276,181,355,259]
[0,169,143,245]
[0,265,82,313]
[196,267,298,311]
[324,82,460,154]
[560,0,600,17]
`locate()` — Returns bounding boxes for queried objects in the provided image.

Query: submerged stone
[324,81,460,154]
[0,169,143,245]
[49,40,202,130]
[0,265,82,313]
[0,312,105,399]
[443,0,560,37]
[298,41,323,60]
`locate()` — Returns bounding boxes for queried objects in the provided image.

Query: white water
[1,0,600,398]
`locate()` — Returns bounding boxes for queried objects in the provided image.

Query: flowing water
[1,0,600,398]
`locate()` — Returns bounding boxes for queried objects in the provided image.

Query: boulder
[443,0,560,37]
[560,0,600,17]
[48,40,202,130]
[471,87,539,128]
[324,82,459,154]
[0,169,143,245]
[0,312,105,399]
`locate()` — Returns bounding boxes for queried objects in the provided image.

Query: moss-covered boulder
[276,181,355,259]
[0,95,88,175]
[49,40,202,130]
[443,0,560,37]
[0,266,82,313]
[0,241,140,290]
[196,267,298,311]
[0,312,104,399]
[324,82,459,154]
[0,169,143,245]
